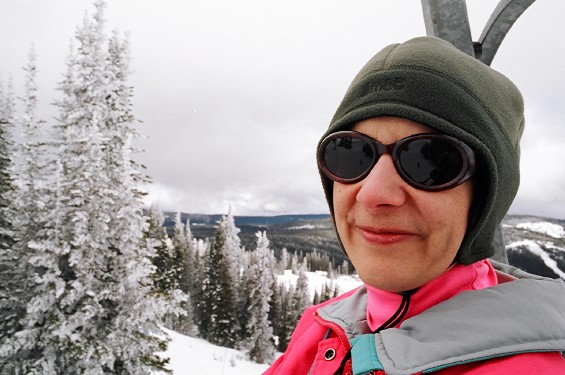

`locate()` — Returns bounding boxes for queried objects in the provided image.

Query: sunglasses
[317,131,476,191]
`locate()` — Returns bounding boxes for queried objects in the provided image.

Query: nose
[356,154,408,208]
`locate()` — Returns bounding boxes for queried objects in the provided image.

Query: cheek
[332,183,357,238]
[426,184,473,255]
[332,183,350,217]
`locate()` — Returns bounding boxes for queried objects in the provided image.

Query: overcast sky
[2,0,564,218]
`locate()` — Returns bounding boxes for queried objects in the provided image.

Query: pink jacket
[264,261,565,375]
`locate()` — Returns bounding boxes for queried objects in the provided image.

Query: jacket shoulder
[263,286,363,375]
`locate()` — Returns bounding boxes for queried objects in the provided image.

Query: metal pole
[476,0,536,65]
[421,0,475,57]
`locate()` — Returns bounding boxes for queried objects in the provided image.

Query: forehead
[351,116,435,143]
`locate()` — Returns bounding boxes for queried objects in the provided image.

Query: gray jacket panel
[376,277,565,374]
[317,262,565,375]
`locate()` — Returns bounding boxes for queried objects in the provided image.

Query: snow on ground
[285,224,331,230]
[277,270,362,299]
[161,328,269,375]
[162,271,363,374]
[507,240,565,279]
[516,222,565,239]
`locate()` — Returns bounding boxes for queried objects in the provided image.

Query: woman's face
[333,117,473,292]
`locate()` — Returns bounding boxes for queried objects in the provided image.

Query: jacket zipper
[313,311,352,351]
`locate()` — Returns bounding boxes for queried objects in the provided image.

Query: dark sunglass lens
[323,136,374,180]
[398,139,464,186]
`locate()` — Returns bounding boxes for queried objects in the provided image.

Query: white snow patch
[516,222,564,239]
[277,270,362,299]
[159,328,269,374]
[507,240,565,279]
[286,224,330,230]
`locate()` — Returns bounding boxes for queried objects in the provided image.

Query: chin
[362,276,413,293]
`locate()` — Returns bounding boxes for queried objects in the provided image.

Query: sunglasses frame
[317,130,476,191]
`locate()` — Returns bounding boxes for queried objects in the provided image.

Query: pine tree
[339,259,351,275]
[290,253,299,274]
[181,219,199,299]
[267,279,283,348]
[146,206,175,292]
[0,47,50,373]
[202,220,240,348]
[312,289,321,305]
[277,284,296,352]
[291,261,311,326]
[145,205,182,312]
[0,76,16,129]
[241,232,275,363]
[219,207,244,285]
[320,281,339,303]
[170,212,197,335]
[12,46,49,222]
[171,213,186,283]
[188,236,207,337]
[278,247,289,273]
[5,2,180,373]
[194,239,211,338]
[0,81,20,373]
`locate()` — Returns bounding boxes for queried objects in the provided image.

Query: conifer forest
[0,1,346,372]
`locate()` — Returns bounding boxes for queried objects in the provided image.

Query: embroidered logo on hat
[370,77,407,92]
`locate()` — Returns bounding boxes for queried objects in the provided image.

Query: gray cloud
[3,0,564,218]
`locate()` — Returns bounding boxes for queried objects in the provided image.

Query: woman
[264,37,565,374]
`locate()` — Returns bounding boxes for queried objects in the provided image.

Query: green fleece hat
[320,36,524,265]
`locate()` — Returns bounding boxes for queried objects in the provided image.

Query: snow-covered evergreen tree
[145,206,184,314]
[339,259,351,275]
[0,76,16,128]
[193,239,211,338]
[241,231,275,364]
[219,207,245,285]
[291,261,311,324]
[312,289,321,305]
[290,253,299,274]
[276,284,296,352]
[0,86,19,374]
[320,281,339,303]
[278,247,290,274]
[0,48,51,373]
[180,219,199,299]
[4,2,180,373]
[13,46,48,212]
[171,212,189,294]
[187,236,206,338]
[169,212,197,335]
[267,279,283,349]
[201,219,240,348]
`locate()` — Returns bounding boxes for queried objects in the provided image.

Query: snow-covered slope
[515,221,565,239]
[161,328,269,375]
[503,217,565,279]
[507,240,565,279]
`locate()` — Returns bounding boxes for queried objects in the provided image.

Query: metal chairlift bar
[476,0,536,65]
[421,0,475,57]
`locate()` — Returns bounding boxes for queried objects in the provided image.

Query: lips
[357,226,416,245]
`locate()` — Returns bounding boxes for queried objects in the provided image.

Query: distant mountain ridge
[162,212,331,227]
[162,212,565,279]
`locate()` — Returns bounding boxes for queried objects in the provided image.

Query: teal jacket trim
[351,334,384,375]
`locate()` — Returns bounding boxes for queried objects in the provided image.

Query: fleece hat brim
[319,36,524,264]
